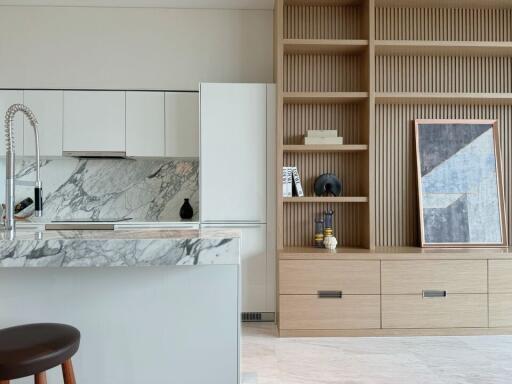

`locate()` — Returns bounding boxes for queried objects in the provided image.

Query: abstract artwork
[414,119,507,247]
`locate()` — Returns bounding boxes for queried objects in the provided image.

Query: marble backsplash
[0,158,199,221]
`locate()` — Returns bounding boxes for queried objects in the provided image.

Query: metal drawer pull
[318,291,343,299]
[422,290,447,298]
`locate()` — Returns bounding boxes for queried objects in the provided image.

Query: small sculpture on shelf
[322,209,337,251]
[314,174,342,197]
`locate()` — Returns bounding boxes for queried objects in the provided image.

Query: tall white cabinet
[200,83,276,315]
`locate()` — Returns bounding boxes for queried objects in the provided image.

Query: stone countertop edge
[0,229,241,267]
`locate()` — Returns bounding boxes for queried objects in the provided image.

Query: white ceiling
[0,0,275,9]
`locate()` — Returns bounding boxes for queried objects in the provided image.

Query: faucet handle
[34,182,43,217]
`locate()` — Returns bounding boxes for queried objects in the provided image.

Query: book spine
[282,167,288,197]
[292,167,304,197]
[286,167,293,197]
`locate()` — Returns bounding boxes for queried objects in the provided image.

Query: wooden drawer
[382,294,488,329]
[490,294,512,327]
[280,294,380,330]
[279,260,380,294]
[489,260,512,293]
[382,260,487,294]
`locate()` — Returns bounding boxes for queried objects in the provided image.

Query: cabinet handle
[318,290,343,299]
[422,290,447,298]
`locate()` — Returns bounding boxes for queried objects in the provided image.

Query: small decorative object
[179,198,194,219]
[323,235,338,251]
[314,217,324,247]
[304,130,343,145]
[323,209,334,238]
[415,119,507,247]
[314,174,342,197]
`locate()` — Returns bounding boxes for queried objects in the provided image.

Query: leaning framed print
[414,119,507,248]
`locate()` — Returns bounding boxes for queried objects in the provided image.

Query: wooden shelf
[283,92,368,104]
[375,93,512,105]
[284,39,368,54]
[285,0,361,5]
[375,0,512,7]
[283,196,368,203]
[375,40,512,56]
[283,144,368,152]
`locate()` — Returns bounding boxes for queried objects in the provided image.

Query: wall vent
[241,312,275,322]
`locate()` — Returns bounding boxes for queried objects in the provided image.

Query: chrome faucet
[4,104,43,232]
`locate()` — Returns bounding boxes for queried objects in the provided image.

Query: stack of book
[304,130,343,145]
[282,166,304,197]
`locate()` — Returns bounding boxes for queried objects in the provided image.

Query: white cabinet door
[200,83,267,223]
[126,92,165,157]
[165,92,199,157]
[0,90,24,156]
[63,91,125,154]
[203,223,267,313]
[23,91,63,157]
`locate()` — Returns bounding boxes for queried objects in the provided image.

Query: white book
[286,167,293,197]
[282,167,293,197]
[306,130,338,138]
[304,136,344,145]
[291,166,304,197]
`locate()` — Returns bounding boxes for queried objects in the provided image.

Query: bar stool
[0,323,80,384]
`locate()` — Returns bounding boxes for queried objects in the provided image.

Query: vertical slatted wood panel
[284,203,364,247]
[283,103,363,144]
[284,4,363,39]
[284,54,363,92]
[374,104,512,247]
[375,56,512,93]
[375,7,512,41]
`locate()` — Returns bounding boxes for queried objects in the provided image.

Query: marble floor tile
[241,323,512,384]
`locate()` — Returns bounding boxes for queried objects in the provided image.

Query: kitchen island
[0,228,240,384]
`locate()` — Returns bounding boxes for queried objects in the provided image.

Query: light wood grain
[375,93,512,105]
[284,92,368,104]
[490,294,512,328]
[375,40,512,57]
[283,196,368,203]
[489,260,512,293]
[284,39,368,54]
[280,294,380,330]
[382,294,488,329]
[279,260,380,294]
[279,327,512,337]
[381,260,488,294]
[283,144,368,152]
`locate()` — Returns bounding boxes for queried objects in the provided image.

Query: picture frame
[414,119,507,248]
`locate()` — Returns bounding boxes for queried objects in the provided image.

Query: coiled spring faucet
[4,104,43,232]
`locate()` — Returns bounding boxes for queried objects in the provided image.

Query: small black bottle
[179,198,194,220]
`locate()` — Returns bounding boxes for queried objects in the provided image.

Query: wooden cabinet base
[279,328,512,337]
[490,294,512,328]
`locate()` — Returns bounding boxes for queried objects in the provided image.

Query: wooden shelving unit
[275,0,512,338]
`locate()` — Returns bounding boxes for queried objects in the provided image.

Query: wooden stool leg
[0,380,10,384]
[62,359,76,384]
[34,372,47,384]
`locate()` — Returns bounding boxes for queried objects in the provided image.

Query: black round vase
[179,199,194,219]
[314,174,342,197]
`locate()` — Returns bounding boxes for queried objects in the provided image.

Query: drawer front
[382,260,487,294]
[382,294,488,329]
[489,260,512,293]
[490,294,512,327]
[279,260,380,295]
[280,294,380,330]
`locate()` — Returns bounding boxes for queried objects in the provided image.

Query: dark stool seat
[0,323,80,383]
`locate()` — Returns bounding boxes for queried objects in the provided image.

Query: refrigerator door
[202,223,267,313]
[200,83,267,223]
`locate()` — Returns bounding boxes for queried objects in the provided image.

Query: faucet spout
[4,104,43,231]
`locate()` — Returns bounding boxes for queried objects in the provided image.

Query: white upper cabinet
[200,83,267,223]
[165,92,199,157]
[126,92,165,157]
[23,90,63,157]
[0,90,24,156]
[63,91,125,154]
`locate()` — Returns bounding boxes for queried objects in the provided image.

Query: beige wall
[0,6,273,90]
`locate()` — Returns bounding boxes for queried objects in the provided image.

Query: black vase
[179,199,194,220]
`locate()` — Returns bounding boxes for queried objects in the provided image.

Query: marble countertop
[0,228,240,267]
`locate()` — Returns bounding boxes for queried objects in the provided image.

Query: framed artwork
[414,119,507,248]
